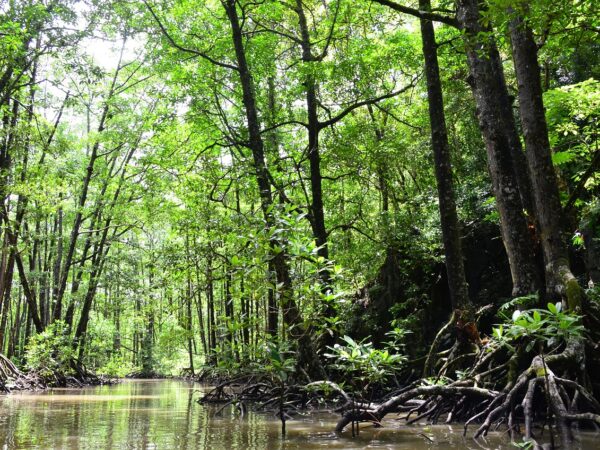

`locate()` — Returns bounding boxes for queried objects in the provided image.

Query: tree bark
[419,0,471,314]
[509,9,583,308]
[456,0,539,296]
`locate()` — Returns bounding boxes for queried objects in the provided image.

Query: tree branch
[372,0,459,28]
[318,79,417,129]
[143,0,239,71]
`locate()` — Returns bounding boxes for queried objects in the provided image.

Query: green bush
[493,302,585,353]
[98,353,136,378]
[25,321,76,381]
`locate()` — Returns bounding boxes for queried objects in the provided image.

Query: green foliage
[512,439,535,449]
[497,294,539,314]
[493,303,585,353]
[98,354,136,378]
[325,334,406,388]
[25,322,76,381]
[545,80,599,205]
[587,285,600,304]
[262,340,296,383]
[0,0,596,388]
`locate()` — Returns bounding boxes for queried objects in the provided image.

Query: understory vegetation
[0,0,599,447]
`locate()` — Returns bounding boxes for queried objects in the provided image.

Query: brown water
[0,380,596,449]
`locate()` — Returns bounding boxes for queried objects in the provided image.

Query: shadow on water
[0,380,597,449]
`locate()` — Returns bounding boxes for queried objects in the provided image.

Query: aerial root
[334,345,600,445]
[422,311,456,377]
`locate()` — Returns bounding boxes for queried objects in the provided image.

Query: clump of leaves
[587,285,600,304]
[98,354,135,378]
[325,334,406,389]
[25,321,76,382]
[493,302,585,353]
[262,339,296,384]
[497,294,539,315]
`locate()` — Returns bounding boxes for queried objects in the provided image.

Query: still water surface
[0,379,597,449]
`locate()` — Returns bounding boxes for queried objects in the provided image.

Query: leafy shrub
[325,334,406,390]
[98,353,136,378]
[25,321,76,381]
[493,302,585,353]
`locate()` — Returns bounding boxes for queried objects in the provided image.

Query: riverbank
[0,353,118,394]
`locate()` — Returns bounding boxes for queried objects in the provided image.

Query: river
[0,379,596,449]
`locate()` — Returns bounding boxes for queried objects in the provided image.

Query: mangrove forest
[0,0,599,448]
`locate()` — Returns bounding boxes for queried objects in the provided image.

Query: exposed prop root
[0,353,45,392]
[335,339,600,445]
[335,383,496,433]
[423,311,455,377]
[0,354,115,393]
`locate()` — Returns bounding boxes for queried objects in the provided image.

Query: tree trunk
[194,256,208,359]
[206,258,217,363]
[185,234,195,374]
[419,0,471,315]
[456,0,539,296]
[294,0,331,280]
[223,0,323,377]
[509,9,583,308]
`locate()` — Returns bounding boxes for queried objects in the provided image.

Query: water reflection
[0,380,597,449]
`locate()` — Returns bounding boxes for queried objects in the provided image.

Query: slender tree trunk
[185,234,195,374]
[141,262,154,375]
[8,289,23,358]
[74,161,136,354]
[265,78,280,339]
[194,255,208,359]
[267,260,278,337]
[14,250,43,332]
[419,0,471,313]
[206,258,216,363]
[54,42,127,318]
[0,248,15,348]
[51,203,63,318]
[223,0,323,377]
[293,0,335,320]
[224,269,236,360]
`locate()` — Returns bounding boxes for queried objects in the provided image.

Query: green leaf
[551,151,575,165]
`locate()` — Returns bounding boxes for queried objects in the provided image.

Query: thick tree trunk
[509,10,583,308]
[491,49,536,218]
[456,0,539,296]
